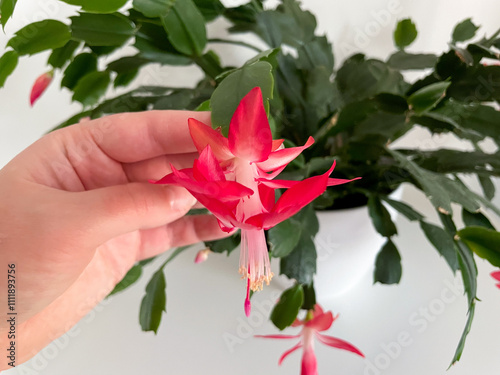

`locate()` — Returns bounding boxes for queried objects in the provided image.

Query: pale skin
[0,111,229,369]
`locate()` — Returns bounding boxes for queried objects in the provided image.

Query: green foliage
[394,18,417,49]
[0,0,17,28]
[387,51,437,70]
[408,81,451,114]
[139,268,167,333]
[48,40,80,69]
[8,20,71,55]
[0,51,18,88]
[420,221,458,272]
[109,265,143,296]
[72,71,111,106]
[270,284,304,330]
[462,209,495,230]
[133,0,174,17]
[368,195,397,237]
[280,205,319,284]
[160,0,207,56]
[61,0,128,13]
[268,218,302,258]
[211,61,274,134]
[458,227,500,267]
[205,233,241,256]
[70,13,135,46]
[374,239,402,284]
[452,18,479,43]
[61,53,98,90]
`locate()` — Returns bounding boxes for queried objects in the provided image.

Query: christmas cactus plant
[1,0,500,372]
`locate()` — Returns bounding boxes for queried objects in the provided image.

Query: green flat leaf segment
[8,20,71,56]
[268,219,302,258]
[211,61,274,135]
[109,265,142,296]
[458,226,500,267]
[270,284,304,330]
[452,18,479,43]
[394,18,417,49]
[389,150,452,214]
[420,221,459,272]
[133,0,174,17]
[161,0,207,56]
[60,0,128,13]
[139,269,166,333]
[368,195,397,237]
[1,0,17,28]
[408,81,451,114]
[374,239,402,284]
[0,50,18,88]
[70,13,135,47]
[72,71,111,106]
[62,53,97,90]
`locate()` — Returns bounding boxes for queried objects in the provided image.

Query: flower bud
[30,71,53,106]
[194,249,211,264]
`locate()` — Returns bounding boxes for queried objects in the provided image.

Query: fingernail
[171,190,197,211]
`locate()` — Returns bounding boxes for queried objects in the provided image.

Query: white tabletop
[1,1,500,374]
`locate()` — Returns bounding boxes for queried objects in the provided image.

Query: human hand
[0,111,228,369]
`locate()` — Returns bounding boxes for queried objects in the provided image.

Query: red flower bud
[30,71,53,106]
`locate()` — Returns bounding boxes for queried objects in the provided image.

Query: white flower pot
[312,188,403,299]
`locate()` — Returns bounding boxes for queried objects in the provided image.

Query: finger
[122,152,199,182]
[75,110,211,163]
[137,215,231,260]
[73,183,197,245]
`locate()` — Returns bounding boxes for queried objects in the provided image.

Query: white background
[1,0,500,374]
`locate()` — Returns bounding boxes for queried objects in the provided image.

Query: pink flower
[256,305,364,375]
[30,71,53,106]
[491,271,500,288]
[194,249,211,264]
[152,87,359,315]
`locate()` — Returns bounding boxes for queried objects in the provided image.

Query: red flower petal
[194,193,239,225]
[254,334,301,340]
[327,177,362,186]
[258,183,275,212]
[153,165,253,202]
[272,139,285,151]
[256,136,314,172]
[188,118,232,161]
[315,333,365,357]
[257,178,300,189]
[217,218,236,233]
[301,346,318,375]
[491,270,500,282]
[193,146,226,181]
[256,164,287,180]
[491,271,500,288]
[312,304,324,317]
[305,311,334,332]
[246,163,335,229]
[291,319,305,327]
[228,87,272,162]
[279,342,303,366]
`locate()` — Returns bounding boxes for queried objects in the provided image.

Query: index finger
[79,110,211,163]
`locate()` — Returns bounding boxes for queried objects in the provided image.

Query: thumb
[71,183,197,245]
